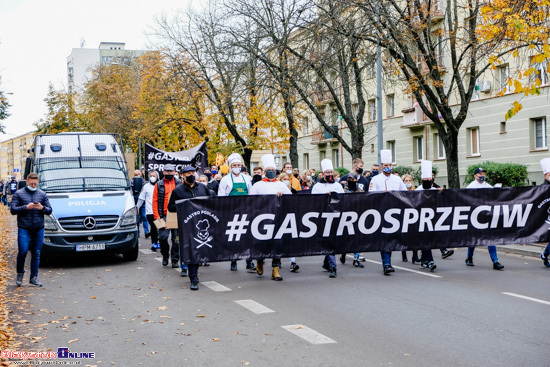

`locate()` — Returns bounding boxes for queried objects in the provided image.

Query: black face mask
[348,180,357,191]
[293,173,299,178]
[371,170,379,176]
[164,174,174,180]
[205,173,212,180]
[325,175,335,184]
[185,175,196,184]
[422,180,432,190]
[356,168,363,175]
[253,174,263,182]
[265,170,277,180]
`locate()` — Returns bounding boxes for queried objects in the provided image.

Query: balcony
[311,126,339,145]
[430,0,444,22]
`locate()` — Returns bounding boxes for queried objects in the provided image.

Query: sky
[0,0,197,142]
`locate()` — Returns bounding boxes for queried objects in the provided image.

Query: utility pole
[376,1,383,166]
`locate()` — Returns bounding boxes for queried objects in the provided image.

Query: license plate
[76,243,106,252]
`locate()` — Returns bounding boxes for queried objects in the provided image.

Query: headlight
[120,207,138,227]
[44,215,58,231]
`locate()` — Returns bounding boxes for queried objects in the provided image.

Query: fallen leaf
[212,338,220,342]
[90,296,96,299]
[196,315,205,318]
[156,306,167,311]
[68,338,79,344]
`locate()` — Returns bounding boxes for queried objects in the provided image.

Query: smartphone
[33,201,39,204]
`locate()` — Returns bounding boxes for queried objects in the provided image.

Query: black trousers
[158,224,179,262]
[146,214,159,244]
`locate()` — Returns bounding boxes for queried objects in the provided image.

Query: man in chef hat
[249,154,292,280]
[218,152,256,272]
[369,149,407,275]
[415,160,438,272]
[311,158,344,278]
[540,158,550,267]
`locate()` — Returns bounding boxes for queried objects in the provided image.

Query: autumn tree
[34,84,89,134]
[0,76,10,133]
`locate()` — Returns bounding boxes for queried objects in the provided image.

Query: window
[368,99,376,121]
[498,65,509,92]
[533,117,547,150]
[387,141,396,163]
[303,117,309,135]
[500,121,507,134]
[413,136,424,162]
[368,64,376,79]
[371,144,375,153]
[468,127,480,156]
[303,153,309,170]
[320,150,326,161]
[532,60,549,86]
[332,149,340,167]
[434,134,446,159]
[386,94,395,117]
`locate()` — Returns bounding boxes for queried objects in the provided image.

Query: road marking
[281,324,337,345]
[364,259,442,278]
[502,292,550,306]
[202,281,231,292]
[234,299,275,314]
[154,258,182,273]
[139,249,156,255]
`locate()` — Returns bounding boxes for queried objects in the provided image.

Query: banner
[145,143,208,177]
[176,186,550,263]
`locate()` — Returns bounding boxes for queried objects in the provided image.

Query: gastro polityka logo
[195,219,213,249]
[83,216,96,229]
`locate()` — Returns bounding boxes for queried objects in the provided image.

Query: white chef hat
[380,149,392,164]
[540,158,550,174]
[227,153,242,166]
[261,154,276,170]
[421,160,433,179]
[321,159,334,172]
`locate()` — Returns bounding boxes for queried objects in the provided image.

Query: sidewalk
[499,243,546,258]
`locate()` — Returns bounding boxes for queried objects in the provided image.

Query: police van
[24,133,139,260]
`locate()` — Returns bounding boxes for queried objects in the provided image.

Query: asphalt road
[9,235,550,367]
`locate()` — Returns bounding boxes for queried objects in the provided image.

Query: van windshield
[37,157,130,193]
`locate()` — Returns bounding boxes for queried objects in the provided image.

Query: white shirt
[466,180,492,189]
[369,173,407,192]
[311,181,345,194]
[138,182,156,215]
[218,173,252,196]
[249,181,292,195]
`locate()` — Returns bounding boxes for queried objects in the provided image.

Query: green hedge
[463,161,528,187]
[394,165,439,185]
[335,167,350,177]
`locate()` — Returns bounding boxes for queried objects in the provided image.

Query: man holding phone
[10,173,52,287]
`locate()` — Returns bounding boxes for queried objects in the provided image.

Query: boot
[271,266,283,281]
[256,260,264,276]
[411,251,420,264]
[402,251,408,262]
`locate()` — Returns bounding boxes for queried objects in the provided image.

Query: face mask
[286,170,292,175]
[293,173,299,178]
[371,170,379,176]
[356,168,363,175]
[185,175,196,184]
[265,171,276,179]
[306,176,311,181]
[348,181,357,190]
[232,167,241,175]
[199,181,208,186]
[478,176,486,182]
[205,173,212,180]
[383,166,392,174]
[164,174,174,180]
[405,182,412,189]
[325,175,335,184]
[211,170,218,175]
[150,177,157,184]
[253,174,263,182]
[422,180,432,190]
[283,180,290,186]
[27,186,37,192]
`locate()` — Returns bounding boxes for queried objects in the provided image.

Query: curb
[500,243,546,258]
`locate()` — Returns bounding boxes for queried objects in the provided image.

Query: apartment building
[0,131,34,180]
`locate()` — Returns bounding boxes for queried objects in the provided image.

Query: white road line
[139,249,156,255]
[364,259,442,278]
[202,281,232,292]
[502,292,550,306]
[234,299,275,314]
[281,324,337,345]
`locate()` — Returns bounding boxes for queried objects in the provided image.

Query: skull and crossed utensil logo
[194,219,213,248]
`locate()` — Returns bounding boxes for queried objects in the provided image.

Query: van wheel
[123,243,139,261]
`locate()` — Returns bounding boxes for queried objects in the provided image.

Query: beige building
[1,131,35,181]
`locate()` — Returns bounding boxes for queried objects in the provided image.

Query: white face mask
[283,180,290,186]
[286,170,292,175]
[232,167,241,175]
[150,177,157,184]
[405,182,412,188]
[306,176,311,181]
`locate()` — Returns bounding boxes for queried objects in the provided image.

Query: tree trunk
[445,131,461,189]
[242,147,253,171]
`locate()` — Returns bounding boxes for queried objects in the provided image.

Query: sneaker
[541,253,550,267]
[493,262,504,270]
[16,273,23,287]
[465,258,474,267]
[230,261,237,271]
[203,262,210,267]
[383,265,394,275]
[328,268,337,278]
[256,260,264,276]
[246,261,256,272]
[150,245,157,252]
[171,261,179,268]
[421,261,437,272]
[353,260,364,268]
[340,254,346,264]
[358,256,366,262]
[190,282,199,291]
[181,268,188,277]
[290,262,300,272]
[29,277,42,287]
[162,256,169,266]
[155,243,160,250]
[441,249,454,259]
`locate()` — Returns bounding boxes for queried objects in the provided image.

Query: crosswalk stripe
[202,281,231,292]
[234,299,275,314]
[281,324,336,345]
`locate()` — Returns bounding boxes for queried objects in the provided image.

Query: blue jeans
[17,227,44,278]
[543,243,550,257]
[421,250,434,263]
[353,252,361,261]
[467,246,498,263]
[324,255,336,270]
[380,252,392,267]
[137,206,149,236]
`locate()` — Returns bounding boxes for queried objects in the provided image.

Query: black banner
[145,143,208,177]
[176,186,550,263]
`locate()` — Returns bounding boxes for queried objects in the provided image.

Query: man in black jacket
[168,166,214,290]
[10,173,52,287]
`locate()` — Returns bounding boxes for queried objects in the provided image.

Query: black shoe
[353,260,364,268]
[493,262,504,270]
[181,268,188,277]
[16,273,23,287]
[340,254,346,264]
[190,282,199,291]
[171,261,179,268]
[541,253,550,267]
[411,252,420,264]
[441,249,454,259]
[29,277,42,287]
[203,262,210,267]
[322,263,330,272]
[145,232,151,239]
[329,268,337,278]
[290,262,300,272]
[401,252,408,262]
[150,245,157,252]
[421,262,437,272]
[230,261,237,271]
[246,261,256,272]
[383,265,395,275]
[465,258,474,267]
[162,256,169,266]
